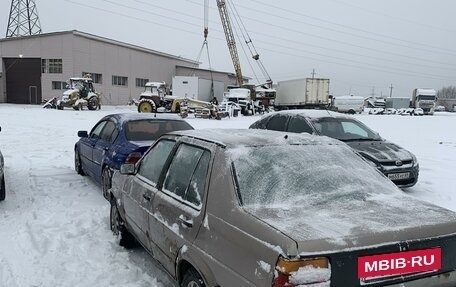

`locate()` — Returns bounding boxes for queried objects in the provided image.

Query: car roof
[102,113,186,123]
[169,128,343,149]
[267,109,354,120]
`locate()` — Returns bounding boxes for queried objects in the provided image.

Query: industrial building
[0,30,239,105]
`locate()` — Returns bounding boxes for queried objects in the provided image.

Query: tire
[75,149,85,175]
[110,199,135,248]
[87,98,99,110]
[0,176,5,201]
[102,167,111,200]
[138,101,154,113]
[181,268,205,287]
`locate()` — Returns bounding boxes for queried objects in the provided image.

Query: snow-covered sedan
[109,129,456,287]
[74,113,193,199]
[250,110,419,187]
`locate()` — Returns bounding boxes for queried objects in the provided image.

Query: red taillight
[273,273,291,287]
[273,257,331,287]
[124,152,142,164]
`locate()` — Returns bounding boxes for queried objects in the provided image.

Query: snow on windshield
[230,144,393,207]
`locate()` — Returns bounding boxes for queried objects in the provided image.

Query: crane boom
[216,0,243,86]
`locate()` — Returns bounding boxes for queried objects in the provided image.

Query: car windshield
[311,117,381,141]
[125,120,192,141]
[230,144,398,207]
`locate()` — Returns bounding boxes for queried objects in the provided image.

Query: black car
[75,113,193,199]
[249,110,419,187]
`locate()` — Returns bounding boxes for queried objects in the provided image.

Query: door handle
[142,194,151,201]
[179,214,193,228]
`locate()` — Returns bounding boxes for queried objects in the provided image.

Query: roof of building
[0,30,197,64]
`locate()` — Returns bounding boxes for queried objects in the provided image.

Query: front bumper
[378,163,419,188]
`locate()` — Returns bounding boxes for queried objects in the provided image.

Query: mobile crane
[212,0,274,109]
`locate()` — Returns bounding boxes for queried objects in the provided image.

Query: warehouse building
[0,30,238,105]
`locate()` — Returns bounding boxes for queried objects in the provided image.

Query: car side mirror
[78,131,88,137]
[120,163,136,175]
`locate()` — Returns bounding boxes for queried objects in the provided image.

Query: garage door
[3,58,41,104]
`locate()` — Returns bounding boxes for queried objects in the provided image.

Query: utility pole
[310,69,316,79]
[371,86,375,98]
[389,84,393,98]
[6,0,42,38]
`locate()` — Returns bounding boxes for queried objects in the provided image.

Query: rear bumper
[384,269,456,287]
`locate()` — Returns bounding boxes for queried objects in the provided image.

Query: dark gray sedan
[109,129,456,287]
[250,110,419,187]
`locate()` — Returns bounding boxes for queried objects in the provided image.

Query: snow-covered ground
[0,104,455,286]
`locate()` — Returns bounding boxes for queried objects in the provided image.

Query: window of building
[135,78,149,88]
[82,72,102,84]
[112,75,128,86]
[42,59,63,74]
[51,81,67,90]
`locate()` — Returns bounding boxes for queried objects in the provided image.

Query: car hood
[244,192,456,254]
[344,140,413,162]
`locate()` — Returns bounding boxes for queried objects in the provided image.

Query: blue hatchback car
[75,113,193,199]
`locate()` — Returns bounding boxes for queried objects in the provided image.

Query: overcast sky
[1,0,455,97]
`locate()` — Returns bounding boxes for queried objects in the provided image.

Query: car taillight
[124,152,142,164]
[274,257,331,287]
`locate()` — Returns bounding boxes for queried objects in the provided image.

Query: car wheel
[110,199,135,248]
[75,149,85,175]
[0,176,5,201]
[102,167,111,200]
[181,268,205,287]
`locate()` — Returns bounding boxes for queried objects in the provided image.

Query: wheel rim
[139,102,153,113]
[186,281,199,287]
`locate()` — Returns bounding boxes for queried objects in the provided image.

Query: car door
[123,139,176,249]
[78,120,107,177]
[92,119,119,181]
[149,141,212,274]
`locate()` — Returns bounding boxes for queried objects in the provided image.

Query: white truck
[274,78,330,110]
[172,76,224,103]
[332,95,364,114]
[411,88,437,115]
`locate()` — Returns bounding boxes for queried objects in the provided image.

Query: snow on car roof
[104,113,185,122]
[269,109,353,119]
[171,128,343,148]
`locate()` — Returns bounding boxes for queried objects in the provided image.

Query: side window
[90,121,107,139]
[266,115,288,131]
[138,140,176,186]
[287,116,313,134]
[100,121,118,143]
[162,144,210,209]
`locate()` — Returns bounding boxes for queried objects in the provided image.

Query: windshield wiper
[341,138,380,142]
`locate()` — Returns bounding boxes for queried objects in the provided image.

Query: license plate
[358,248,441,279]
[388,172,410,180]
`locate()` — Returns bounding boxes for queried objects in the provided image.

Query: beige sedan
[109,129,456,287]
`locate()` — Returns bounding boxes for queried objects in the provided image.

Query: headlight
[411,153,419,167]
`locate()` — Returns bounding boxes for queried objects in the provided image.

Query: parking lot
[0,104,455,286]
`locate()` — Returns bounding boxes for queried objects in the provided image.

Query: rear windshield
[230,144,397,207]
[125,120,193,141]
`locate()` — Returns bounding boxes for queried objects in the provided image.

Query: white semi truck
[411,88,437,115]
[274,78,330,110]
